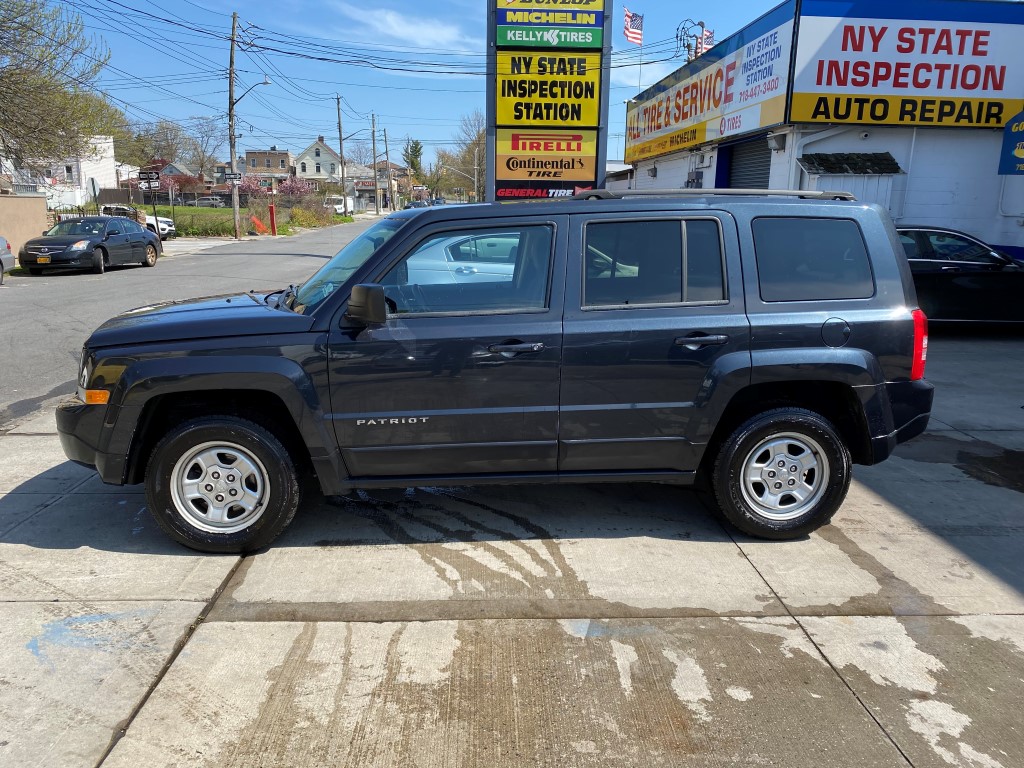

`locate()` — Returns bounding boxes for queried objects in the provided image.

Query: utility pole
[228,12,241,240]
[371,113,380,215]
[383,127,391,210]
[474,145,479,203]
[336,94,348,216]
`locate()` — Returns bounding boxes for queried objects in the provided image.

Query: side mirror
[346,284,387,325]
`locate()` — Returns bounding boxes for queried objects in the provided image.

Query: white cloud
[327,1,476,52]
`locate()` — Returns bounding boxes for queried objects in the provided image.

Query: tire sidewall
[146,417,300,553]
[92,248,105,274]
[713,409,851,539]
[144,243,158,266]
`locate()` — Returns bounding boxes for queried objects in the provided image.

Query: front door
[559,213,749,473]
[327,217,566,479]
[103,220,132,264]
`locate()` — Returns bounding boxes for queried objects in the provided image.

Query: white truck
[100,205,177,240]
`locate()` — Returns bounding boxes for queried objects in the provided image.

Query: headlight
[70,240,91,250]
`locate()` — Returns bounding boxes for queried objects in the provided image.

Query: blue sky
[77,0,782,164]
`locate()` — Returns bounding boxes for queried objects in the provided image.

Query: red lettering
[724,61,737,105]
[893,62,910,88]
[872,61,892,87]
[974,30,990,56]
[896,27,915,53]
[841,25,865,51]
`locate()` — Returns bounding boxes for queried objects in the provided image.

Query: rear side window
[584,219,725,307]
[752,217,874,302]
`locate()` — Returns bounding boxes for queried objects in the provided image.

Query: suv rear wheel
[145,416,301,552]
[711,408,851,539]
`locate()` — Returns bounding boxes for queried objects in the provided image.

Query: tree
[402,138,424,180]
[0,0,113,165]
[347,141,373,166]
[276,176,314,196]
[182,116,225,179]
[238,174,268,197]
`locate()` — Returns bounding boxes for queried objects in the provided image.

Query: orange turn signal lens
[84,389,110,405]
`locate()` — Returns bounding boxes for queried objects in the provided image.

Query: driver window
[379,226,553,315]
[926,233,1000,265]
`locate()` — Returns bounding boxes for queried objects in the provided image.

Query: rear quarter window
[752,217,875,302]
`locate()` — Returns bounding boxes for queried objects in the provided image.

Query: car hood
[87,292,315,347]
[24,235,94,249]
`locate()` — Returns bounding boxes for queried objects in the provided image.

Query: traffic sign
[138,181,158,190]
[224,172,241,180]
[139,171,160,181]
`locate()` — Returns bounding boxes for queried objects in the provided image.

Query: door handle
[940,266,961,272]
[674,333,729,350]
[488,342,545,356]
[454,266,478,274]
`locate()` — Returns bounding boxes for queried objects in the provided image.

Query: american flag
[624,7,643,45]
[695,28,715,56]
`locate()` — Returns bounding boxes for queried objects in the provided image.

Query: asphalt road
[0,220,377,426]
[0,223,1022,767]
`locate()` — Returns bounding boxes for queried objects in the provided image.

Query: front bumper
[56,396,132,485]
[20,251,91,269]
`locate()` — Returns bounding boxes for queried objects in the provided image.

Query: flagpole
[638,42,643,92]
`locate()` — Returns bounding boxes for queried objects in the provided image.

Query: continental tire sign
[487,0,608,200]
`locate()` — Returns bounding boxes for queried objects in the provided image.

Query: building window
[301,162,306,173]
[250,158,256,168]
[265,158,271,168]
[280,158,286,169]
[315,148,321,157]
[315,163,321,173]
[64,164,73,176]
[330,163,335,173]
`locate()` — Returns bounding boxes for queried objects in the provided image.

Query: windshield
[291,217,407,313]
[46,220,104,237]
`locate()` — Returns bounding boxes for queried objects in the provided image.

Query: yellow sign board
[496,51,601,127]
[495,128,597,181]
[500,0,604,9]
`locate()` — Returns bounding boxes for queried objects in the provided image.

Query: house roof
[296,139,341,162]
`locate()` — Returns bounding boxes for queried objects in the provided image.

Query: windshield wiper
[277,284,299,309]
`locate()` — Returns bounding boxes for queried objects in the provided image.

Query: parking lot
[0,234,1022,767]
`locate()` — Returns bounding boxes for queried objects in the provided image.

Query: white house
[295,136,343,185]
[33,136,119,209]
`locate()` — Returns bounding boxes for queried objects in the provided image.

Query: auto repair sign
[791,0,1024,126]
[625,3,794,162]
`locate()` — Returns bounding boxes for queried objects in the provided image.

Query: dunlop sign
[497,51,601,127]
[497,0,604,48]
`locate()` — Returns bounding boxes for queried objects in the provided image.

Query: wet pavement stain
[895,433,1024,495]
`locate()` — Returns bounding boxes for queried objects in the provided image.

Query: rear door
[559,212,749,473]
[328,215,567,478]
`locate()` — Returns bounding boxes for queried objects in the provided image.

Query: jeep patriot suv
[57,189,933,552]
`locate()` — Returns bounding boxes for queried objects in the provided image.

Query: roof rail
[574,188,857,201]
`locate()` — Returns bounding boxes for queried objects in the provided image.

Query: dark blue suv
[57,189,933,552]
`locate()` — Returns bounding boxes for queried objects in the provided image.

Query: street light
[228,75,270,239]
[439,159,479,203]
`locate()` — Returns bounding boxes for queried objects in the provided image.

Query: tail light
[911,309,928,380]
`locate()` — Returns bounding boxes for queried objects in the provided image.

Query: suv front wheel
[145,416,301,552]
[711,408,851,539]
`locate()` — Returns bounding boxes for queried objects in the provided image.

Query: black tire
[91,248,106,274]
[28,268,43,276]
[711,408,851,540]
[142,243,158,267]
[145,416,301,553]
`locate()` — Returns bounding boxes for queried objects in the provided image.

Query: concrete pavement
[0,327,1022,767]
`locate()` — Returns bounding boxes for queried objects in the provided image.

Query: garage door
[728,139,771,189]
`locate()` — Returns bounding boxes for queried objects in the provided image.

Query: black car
[404,200,428,209]
[19,216,160,275]
[57,189,933,552]
[898,226,1023,322]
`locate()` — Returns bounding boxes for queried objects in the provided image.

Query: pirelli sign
[487,0,610,199]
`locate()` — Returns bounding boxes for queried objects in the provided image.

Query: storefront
[625,0,1024,256]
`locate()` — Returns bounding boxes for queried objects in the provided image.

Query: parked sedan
[186,196,226,208]
[386,231,519,286]
[19,216,160,275]
[0,235,13,285]
[898,226,1023,322]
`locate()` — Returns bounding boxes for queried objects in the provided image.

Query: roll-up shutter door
[728,139,771,189]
